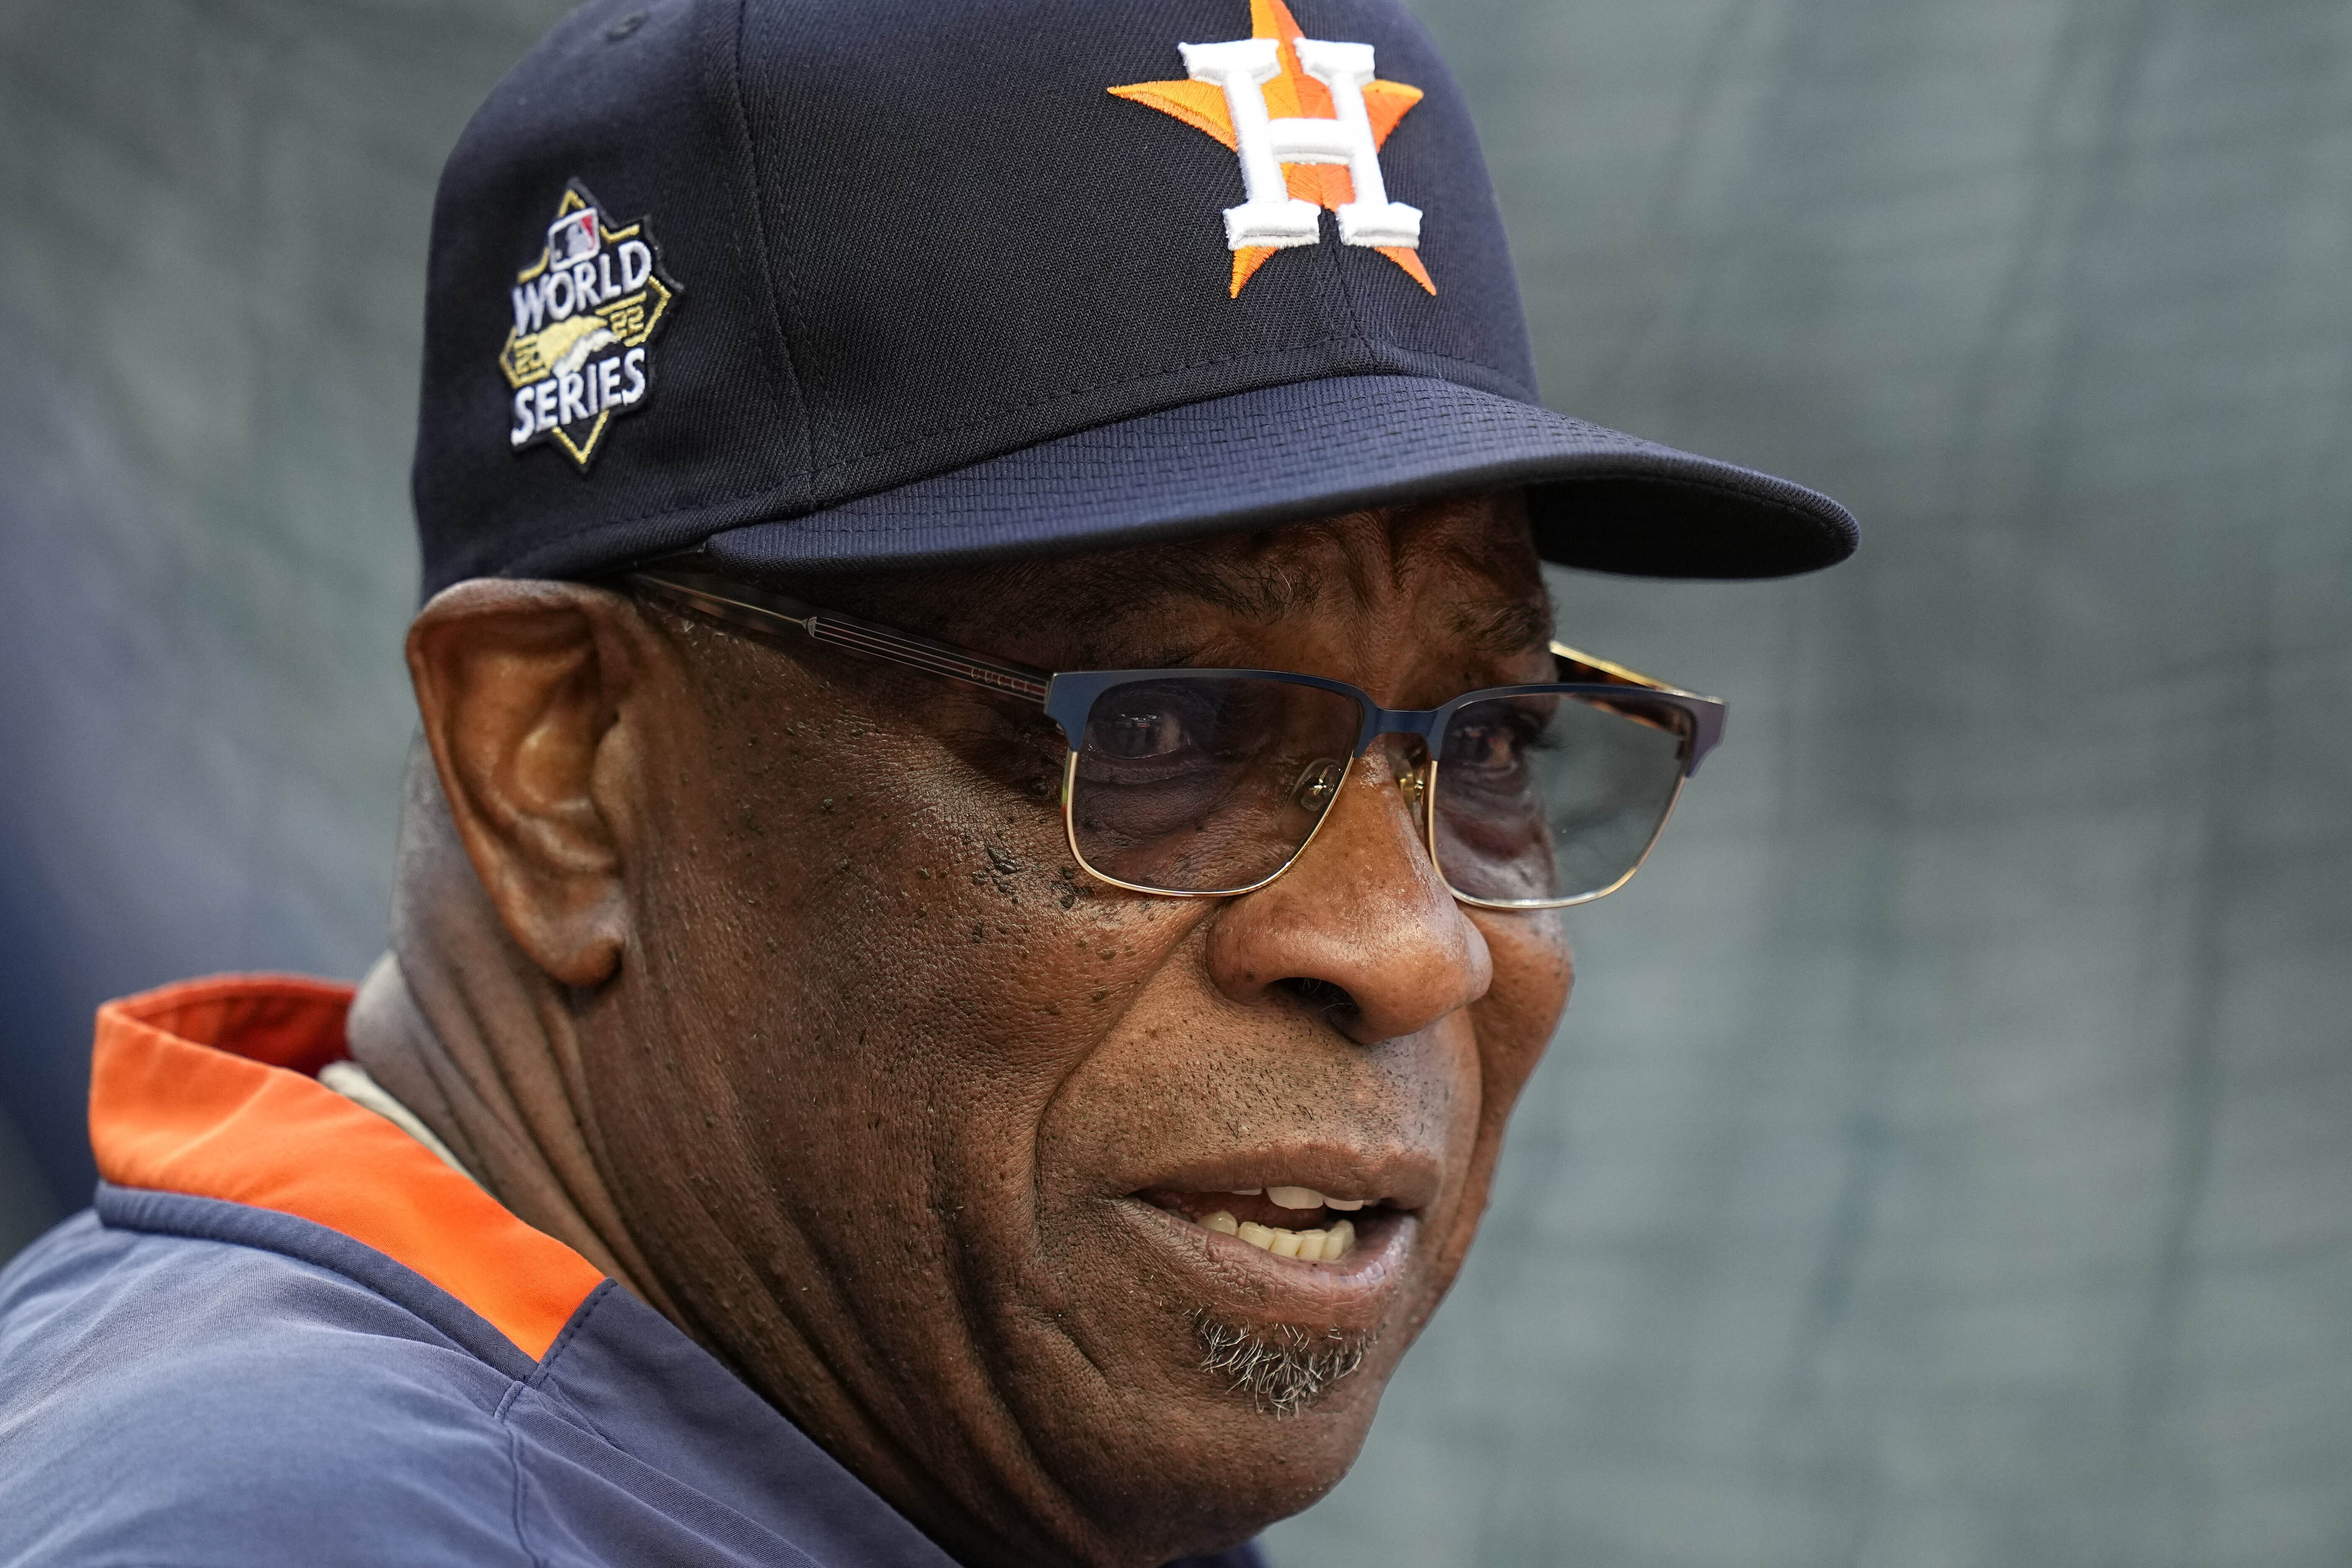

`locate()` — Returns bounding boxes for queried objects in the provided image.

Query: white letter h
[1178,36,1422,253]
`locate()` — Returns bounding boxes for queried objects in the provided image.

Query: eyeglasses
[627,568,1725,910]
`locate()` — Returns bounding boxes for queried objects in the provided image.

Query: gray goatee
[1195,1316,1372,1418]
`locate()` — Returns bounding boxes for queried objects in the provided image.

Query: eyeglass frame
[625,566,1727,910]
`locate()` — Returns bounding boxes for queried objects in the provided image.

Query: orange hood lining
[89,974,605,1361]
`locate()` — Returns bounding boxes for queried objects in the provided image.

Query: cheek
[660,712,1213,1178]
[1402,911,1566,1286]
[1469,908,1573,1117]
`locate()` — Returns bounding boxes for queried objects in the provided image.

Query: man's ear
[406,579,663,989]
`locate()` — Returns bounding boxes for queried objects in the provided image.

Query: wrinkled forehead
[895,490,1550,667]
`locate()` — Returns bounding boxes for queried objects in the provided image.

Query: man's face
[587,494,1572,1565]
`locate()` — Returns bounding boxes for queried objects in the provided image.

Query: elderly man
[0,1,1852,1564]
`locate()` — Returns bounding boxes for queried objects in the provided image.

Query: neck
[343,761,680,1321]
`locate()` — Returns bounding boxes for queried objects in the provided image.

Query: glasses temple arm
[1550,639,1726,774]
[627,568,1054,705]
[1550,640,1708,700]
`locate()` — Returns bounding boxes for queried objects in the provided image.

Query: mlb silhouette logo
[547,209,599,267]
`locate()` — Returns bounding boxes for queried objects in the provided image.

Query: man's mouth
[1137,1184,1402,1263]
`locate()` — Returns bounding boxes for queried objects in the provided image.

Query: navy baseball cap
[411,0,1857,599]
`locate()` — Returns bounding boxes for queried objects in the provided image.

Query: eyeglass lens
[1431,692,1692,905]
[1068,676,1695,904]
[1070,676,1363,895]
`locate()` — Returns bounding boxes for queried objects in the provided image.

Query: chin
[972,1177,1464,1565]
[1032,1341,1398,1567]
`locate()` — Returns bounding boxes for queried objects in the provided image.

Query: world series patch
[500,182,679,467]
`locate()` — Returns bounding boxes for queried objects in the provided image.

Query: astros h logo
[1112,0,1435,298]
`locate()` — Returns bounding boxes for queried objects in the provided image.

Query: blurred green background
[3,2,2348,1563]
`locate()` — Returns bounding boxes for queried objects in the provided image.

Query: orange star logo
[1111,0,1434,298]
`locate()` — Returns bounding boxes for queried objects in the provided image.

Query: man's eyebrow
[1092,552,1315,622]
[1451,596,1555,658]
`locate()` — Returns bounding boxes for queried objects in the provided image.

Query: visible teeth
[1208,1213,1359,1263]
[1228,1188,1262,1196]
[1264,1184,1369,1212]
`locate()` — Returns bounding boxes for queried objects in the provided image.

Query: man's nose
[1201,744,1493,1045]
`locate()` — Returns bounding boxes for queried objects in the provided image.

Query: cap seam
[801,339,1534,480]
[792,371,1626,493]
[727,0,815,489]
[1319,209,1372,352]
[487,470,814,582]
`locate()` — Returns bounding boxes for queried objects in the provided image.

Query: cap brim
[701,374,1856,582]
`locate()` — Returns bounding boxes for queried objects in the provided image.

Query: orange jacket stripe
[88,974,605,1361]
